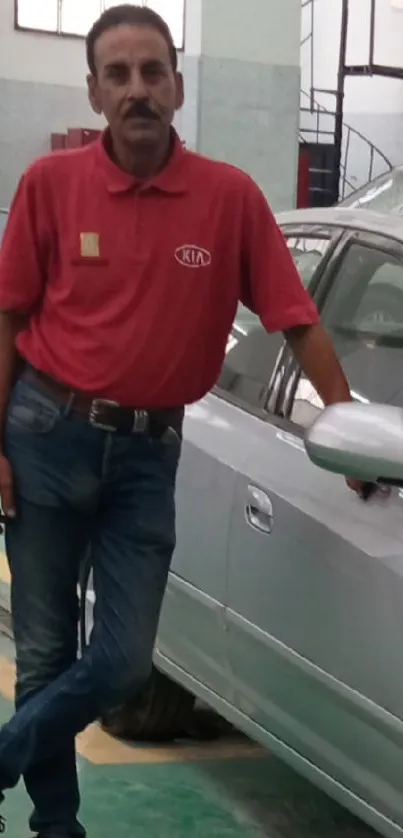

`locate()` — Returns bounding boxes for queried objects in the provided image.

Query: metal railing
[299,89,393,200]
[300,0,394,202]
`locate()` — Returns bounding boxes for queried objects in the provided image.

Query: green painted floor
[0,635,378,838]
[2,750,378,838]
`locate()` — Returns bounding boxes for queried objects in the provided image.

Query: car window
[216,234,331,411]
[290,241,403,427]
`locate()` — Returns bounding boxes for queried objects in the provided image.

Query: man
[0,4,357,836]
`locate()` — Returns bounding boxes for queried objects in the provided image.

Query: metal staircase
[299,0,396,206]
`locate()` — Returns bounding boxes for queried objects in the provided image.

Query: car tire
[78,556,195,742]
[100,666,196,742]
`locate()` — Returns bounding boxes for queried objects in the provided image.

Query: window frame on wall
[14,0,185,50]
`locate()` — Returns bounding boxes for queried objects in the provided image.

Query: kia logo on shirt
[175,245,212,268]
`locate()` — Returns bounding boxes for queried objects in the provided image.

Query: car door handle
[245,485,273,534]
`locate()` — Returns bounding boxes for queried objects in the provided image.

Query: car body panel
[227,409,403,820]
[156,212,403,837]
[157,394,259,703]
[157,393,403,833]
[154,644,403,838]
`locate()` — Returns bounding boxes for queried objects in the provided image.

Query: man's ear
[87,74,102,115]
[175,72,184,111]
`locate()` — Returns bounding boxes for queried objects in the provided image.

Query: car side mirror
[304,402,403,486]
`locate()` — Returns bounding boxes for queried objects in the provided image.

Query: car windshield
[340,169,403,214]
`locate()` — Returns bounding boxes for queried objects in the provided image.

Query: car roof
[276,206,403,243]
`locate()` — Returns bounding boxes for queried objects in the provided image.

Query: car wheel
[101,666,196,742]
[78,556,195,742]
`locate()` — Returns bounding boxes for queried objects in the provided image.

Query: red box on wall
[50,133,67,151]
[66,128,101,148]
[297,145,310,208]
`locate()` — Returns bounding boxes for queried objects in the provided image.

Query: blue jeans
[0,372,181,836]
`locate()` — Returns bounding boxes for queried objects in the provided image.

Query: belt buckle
[132,410,148,433]
[89,398,119,432]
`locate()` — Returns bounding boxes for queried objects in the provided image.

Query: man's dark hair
[86,4,178,75]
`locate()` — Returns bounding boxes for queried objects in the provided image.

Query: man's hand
[347,478,379,500]
[0,452,16,519]
[0,311,31,523]
[346,477,366,495]
[284,325,380,500]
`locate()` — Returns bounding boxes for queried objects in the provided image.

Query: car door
[156,226,337,702]
[226,229,403,829]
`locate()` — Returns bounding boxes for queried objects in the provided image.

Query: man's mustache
[124,101,159,121]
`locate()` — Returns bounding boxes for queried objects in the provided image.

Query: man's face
[88,24,183,149]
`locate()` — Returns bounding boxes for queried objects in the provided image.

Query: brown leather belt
[23,366,184,438]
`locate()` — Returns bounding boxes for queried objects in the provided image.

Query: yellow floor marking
[0,657,264,765]
[77,725,264,765]
[0,657,14,701]
[0,552,10,586]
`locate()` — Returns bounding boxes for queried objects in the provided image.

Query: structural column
[183,0,302,210]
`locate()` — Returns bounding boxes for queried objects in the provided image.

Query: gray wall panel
[0,78,103,206]
[198,58,300,210]
[0,59,300,212]
[180,54,200,151]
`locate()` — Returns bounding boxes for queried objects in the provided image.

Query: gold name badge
[80,233,100,258]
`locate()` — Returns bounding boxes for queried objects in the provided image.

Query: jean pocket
[6,380,61,435]
[159,426,182,447]
[150,427,182,478]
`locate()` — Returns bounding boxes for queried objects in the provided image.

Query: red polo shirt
[0,131,318,407]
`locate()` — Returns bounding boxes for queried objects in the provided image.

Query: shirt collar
[95,127,189,196]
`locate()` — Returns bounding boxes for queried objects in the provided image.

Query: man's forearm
[284,323,351,406]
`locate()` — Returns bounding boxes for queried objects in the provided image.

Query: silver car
[3,203,403,836]
[341,166,403,214]
[146,207,403,838]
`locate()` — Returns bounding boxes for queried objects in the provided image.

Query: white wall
[0,0,199,144]
[0,0,88,87]
[201,0,301,66]
[184,0,202,55]
[301,0,403,115]
[0,0,300,209]
[0,0,201,203]
[197,0,301,208]
[0,0,198,87]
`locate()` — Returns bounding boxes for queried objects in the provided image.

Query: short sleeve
[0,165,51,313]
[240,178,319,332]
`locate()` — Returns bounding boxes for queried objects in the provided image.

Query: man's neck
[108,131,173,179]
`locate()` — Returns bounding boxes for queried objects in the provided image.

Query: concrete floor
[0,630,379,838]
